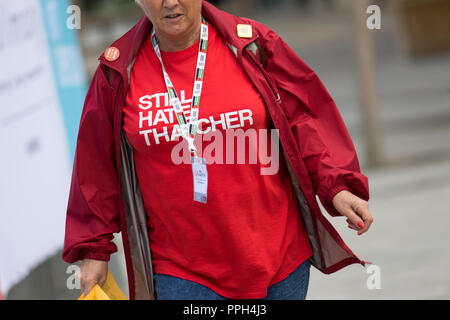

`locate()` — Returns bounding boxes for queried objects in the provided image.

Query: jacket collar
[99,1,258,75]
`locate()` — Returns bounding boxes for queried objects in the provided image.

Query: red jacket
[63,1,370,299]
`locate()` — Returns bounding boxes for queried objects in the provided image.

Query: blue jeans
[154,259,311,300]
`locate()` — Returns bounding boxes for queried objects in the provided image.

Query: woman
[63,0,373,300]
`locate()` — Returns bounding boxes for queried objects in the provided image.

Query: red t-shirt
[123,24,312,299]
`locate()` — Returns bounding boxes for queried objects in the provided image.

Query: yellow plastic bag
[78,269,128,300]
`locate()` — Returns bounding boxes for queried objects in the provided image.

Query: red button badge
[104,47,120,62]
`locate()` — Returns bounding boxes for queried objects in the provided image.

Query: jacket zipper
[244,44,282,105]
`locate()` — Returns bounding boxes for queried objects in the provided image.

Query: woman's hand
[80,259,108,295]
[332,190,373,235]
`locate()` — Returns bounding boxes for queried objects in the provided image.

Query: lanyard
[151,18,209,156]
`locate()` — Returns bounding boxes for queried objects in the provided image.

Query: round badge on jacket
[104,47,120,62]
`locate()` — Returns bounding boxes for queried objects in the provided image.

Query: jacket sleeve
[259,27,370,217]
[62,65,121,263]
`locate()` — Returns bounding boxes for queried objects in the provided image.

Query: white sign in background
[0,0,72,295]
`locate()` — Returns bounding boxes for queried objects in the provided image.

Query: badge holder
[191,156,208,204]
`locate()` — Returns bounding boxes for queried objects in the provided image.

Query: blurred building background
[4,0,450,299]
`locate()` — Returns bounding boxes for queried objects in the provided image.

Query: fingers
[343,206,364,231]
[81,278,97,296]
[81,274,108,295]
[79,259,109,295]
[334,191,374,236]
[97,274,108,288]
[346,218,358,230]
[357,204,374,235]
[346,202,374,235]
[80,270,100,295]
